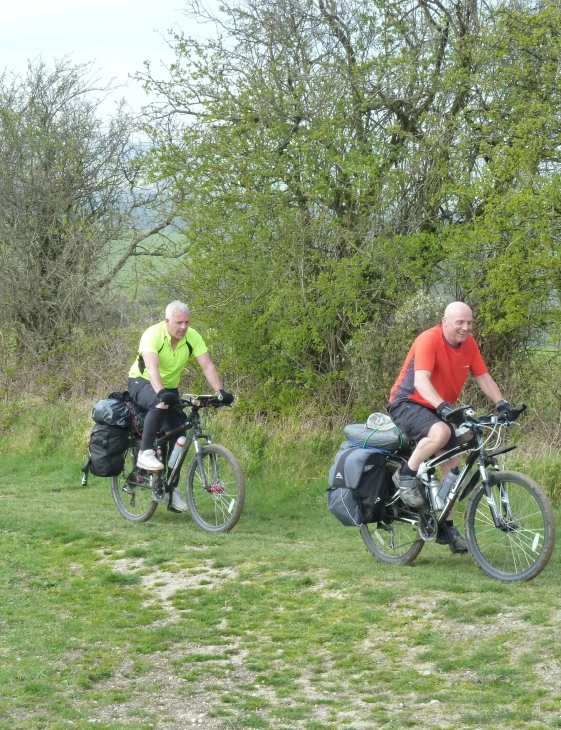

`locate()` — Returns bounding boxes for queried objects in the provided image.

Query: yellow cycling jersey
[128,321,208,388]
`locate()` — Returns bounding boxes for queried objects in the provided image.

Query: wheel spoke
[186,445,244,533]
[361,511,424,565]
[110,448,158,522]
[465,472,554,582]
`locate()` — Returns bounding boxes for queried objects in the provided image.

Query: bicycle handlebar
[179,394,228,409]
[453,403,526,426]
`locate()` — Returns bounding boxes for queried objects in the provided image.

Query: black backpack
[87,423,130,478]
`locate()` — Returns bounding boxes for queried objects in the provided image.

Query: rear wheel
[186,444,245,533]
[360,460,424,564]
[110,446,159,522]
[464,471,555,582]
[360,507,424,564]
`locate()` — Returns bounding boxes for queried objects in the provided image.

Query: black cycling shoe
[437,524,468,553]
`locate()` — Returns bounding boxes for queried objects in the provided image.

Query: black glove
[157,389,180,405]
[436,401,464,425]
[215,390,234,406]
[496,400,519,421]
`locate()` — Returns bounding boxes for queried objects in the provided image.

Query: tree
[0,58,182,351]
[139,0,561,413]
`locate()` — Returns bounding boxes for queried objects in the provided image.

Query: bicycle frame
[416,412,518,529]
[154,404,214,493]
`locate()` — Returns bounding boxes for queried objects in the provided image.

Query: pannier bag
[88,424,130,477]
[344,412,403,452]
[83,391,144,482]
[326,447,387,526]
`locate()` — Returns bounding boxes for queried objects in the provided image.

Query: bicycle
[110,394,245,533]
[360,404,556,582]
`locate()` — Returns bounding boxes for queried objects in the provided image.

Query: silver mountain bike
[360,404,556,582]
[110,394,245,533]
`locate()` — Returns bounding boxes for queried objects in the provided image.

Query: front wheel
[464,471,555,582]
[185,444,245,533]
[110,446,159,522]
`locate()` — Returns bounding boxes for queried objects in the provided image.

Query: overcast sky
[0,0,214,113]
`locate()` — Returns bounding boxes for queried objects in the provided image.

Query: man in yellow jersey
[128,300,233,511]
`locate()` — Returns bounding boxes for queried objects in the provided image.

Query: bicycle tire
[464,470,555,582]
[360,458,424,564]
[360,509,424,564]
[110,446,159,523]
[185,444,245,533]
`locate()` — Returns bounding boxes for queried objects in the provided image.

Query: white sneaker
[136,449,164,471]
[170,489,188,513]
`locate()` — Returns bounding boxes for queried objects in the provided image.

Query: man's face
[442,310,473,346]
[166,310,190,340]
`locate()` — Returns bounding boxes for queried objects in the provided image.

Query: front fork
[479,466,514,529]
[193,435,217,489]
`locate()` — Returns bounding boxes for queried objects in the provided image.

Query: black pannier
[88,424,130,478]
[356,451,388,523]
[326,446,387,526]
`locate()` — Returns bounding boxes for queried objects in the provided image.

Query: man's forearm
[474,373,503,404]
[145,362,165,394]
[202,363,223,392]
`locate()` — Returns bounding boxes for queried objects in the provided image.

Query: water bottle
[428,475,444,510]
[168,435,186,468]
[438,466,460,502]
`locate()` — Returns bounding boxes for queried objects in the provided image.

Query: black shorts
[388,400,456,450]
[127,378,185,435]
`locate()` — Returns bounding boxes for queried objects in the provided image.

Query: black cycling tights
[141,408,166,452]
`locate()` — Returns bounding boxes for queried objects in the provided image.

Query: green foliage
[4,1,561,423]
[134,0,561,415]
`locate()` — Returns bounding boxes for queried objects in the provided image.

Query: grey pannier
[326,447,387,527]
[343,412,403,452]
[91,391,146,435]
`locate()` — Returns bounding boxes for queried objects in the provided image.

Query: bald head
[442,302,473,346]
[444,302,472,320]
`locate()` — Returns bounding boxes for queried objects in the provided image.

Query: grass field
[1,416,561,730]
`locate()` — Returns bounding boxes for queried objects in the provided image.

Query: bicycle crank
[418,510,438,542]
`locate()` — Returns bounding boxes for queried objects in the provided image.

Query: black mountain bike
[111,394,245,533]
[360,404,556,582]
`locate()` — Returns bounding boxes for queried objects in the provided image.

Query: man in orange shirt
[388,301,518,551]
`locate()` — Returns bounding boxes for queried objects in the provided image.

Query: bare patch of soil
[77,563,561,730]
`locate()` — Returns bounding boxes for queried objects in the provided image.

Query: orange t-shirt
[389,324,488,409]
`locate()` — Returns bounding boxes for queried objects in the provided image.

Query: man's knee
[428,422,453,448]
